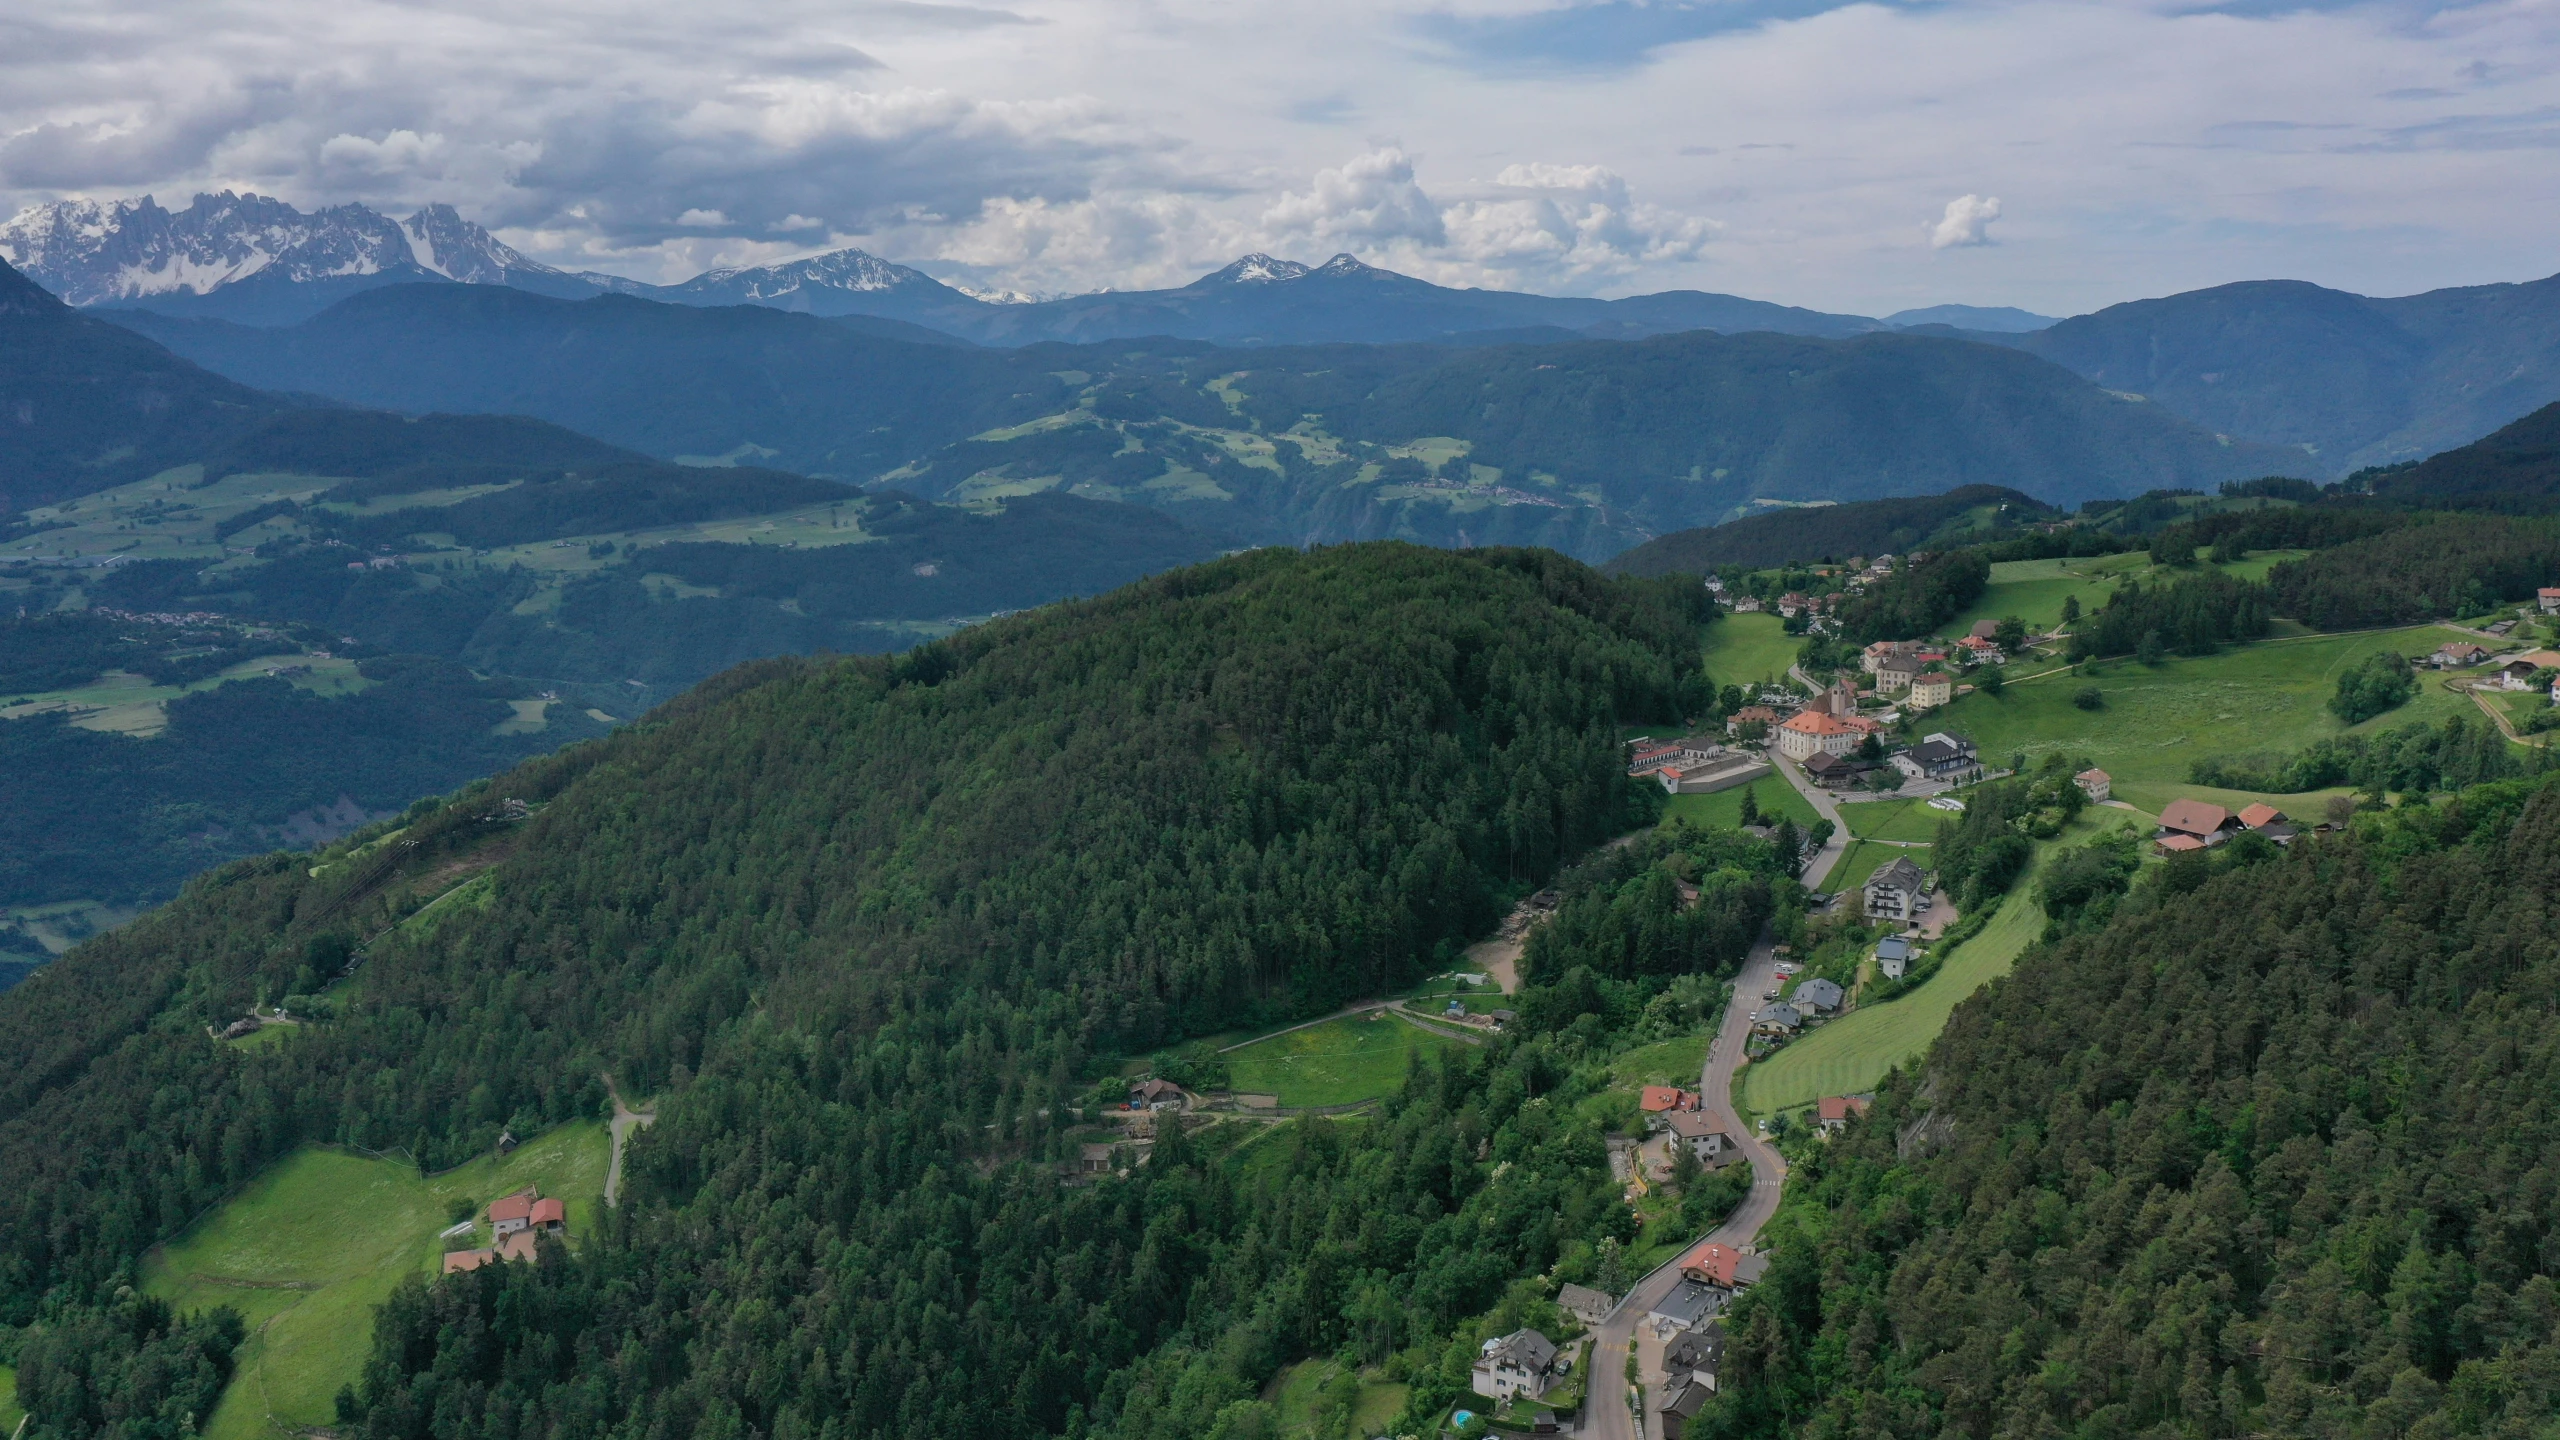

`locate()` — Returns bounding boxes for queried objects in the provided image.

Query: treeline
[2067,569,2270,659]
[1695,772,2560,1440]
[2190,711,2530,796]
[1604,486,2055,576]
[1837,550,1990,644]
[2267,514,2560,628]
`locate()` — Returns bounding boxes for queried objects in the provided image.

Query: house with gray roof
[1647,1279,1725,1337]
[1791,978,1845,1014]
[1472,1328,1561,1401]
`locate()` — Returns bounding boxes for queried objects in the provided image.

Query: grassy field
[143,1123,610,1440]
[1224,1012,1461,1107]
[1700,612,1801,691]
[0,655,367,736]
[1935,626,2484,792]
[1838,798,1946,842]
[1265,1357,1408,1439]
[1940,551,2314,642]
[1740,814,2133,1116]
[0,1363,19,1433]
[1612,1034,1709,1089]
[1661,773,1820,831]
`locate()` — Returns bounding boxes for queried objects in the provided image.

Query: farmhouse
[448,1189,568,1271]
[1472,1329,1562,1402]
[1775,710,1858,761]
[2495,651,2560,689]
[1130,1078,1187,1110]
[2074,767,2112,802]
[1874,934,1912,979]
[2434,642,2491,669]
[2238,803,2298,845]
[1863,856,1929,923]
[2541,588,2560,614]
[2157,799,2240,848]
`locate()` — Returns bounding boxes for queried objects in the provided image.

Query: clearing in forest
[142,1123,609,1440]
[1698,612,1802,691]
[1224,1011,1462,1108]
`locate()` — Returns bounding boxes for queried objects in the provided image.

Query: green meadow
[1699,612,1801,691]
[1660,773,1820,831]
[1611,1034,1709,1089]
[1936,625,2486,793]
[1224,1012,1463,1108]
[142,1123,609,1440]
[1941,551,2314,643]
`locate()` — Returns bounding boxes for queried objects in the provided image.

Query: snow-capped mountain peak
[400,203,556,285]
[1190,253,1312,287]
[677,248,943,301]
[1307,253,1390,280]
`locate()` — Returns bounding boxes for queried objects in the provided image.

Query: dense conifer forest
[0,544,1726,1440]
[1697,775,2560,1440]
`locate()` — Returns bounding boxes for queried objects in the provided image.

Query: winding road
[1580,759,1846,1438]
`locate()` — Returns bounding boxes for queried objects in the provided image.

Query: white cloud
[1929,193,2002,249]
[0,0,2555,309]
[1263,148,1446,247]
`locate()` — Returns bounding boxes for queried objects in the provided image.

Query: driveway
[1578,930,1792,1439]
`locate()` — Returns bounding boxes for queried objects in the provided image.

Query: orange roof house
[1678,1241,1768,1288]
[531,1197,567,1227]
[2158,800,2236,841]
[2237,803,2286,830]
[2155,834,2207,855]
[1640,1086,1697,1113]
[1775,709,1857,761]
[1816,1095,1871,1125]
[488,1192,536,1225]
[442,1248,496,1274]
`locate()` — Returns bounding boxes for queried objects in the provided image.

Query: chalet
[2074,767,2112,802]
[489,1190,538,1240]
[2433,642,2491,669]
[2157,799,2241,848]
[1130,1078,1187,1111]
[1864,856,1928,923]
[1890,732,1979,783]
[1816,1095,1872,1132]
[1775,709,1857,761]
[1472,1329,1561,1402]
[2238,803,2298,845]
[2540,587,2560,614]
[1558,1283,1615,1326]
[1664,1110,1737,1162]
[1908,673,1955,710]
[1874,934,1912,979]
[1790,978,1845,1015]
[1752,1003,1802,1035]
[1648,1278,1724,1336]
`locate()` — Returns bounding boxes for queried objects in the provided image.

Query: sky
[2,0,2556,317]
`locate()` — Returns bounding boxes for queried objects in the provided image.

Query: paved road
[1580,926,1795,1440]
[1769,751,1850,891]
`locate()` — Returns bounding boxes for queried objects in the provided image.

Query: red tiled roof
[1640,1086,1687,1112]
[1817,1095,1871,1122]
[2156,834,2207,853]
[1780,711,1853,736]
[2237,803,2285,829]
[2159,799,2233,837]
[1681,1242,1749,1286]
[443,1248,496,1274]
[488,1192,536,1224]
[531,1197,566,1226]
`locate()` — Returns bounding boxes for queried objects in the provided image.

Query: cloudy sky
[2,0,2554,316]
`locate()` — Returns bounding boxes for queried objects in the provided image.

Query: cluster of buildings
[1625,734,1774,795]
[1750,975,1845,1039]
[2153,799,2298,854]
[1644,1239,1777,1438]
[2432,639,2560,699]
[441,1187,567,1273]
[1640,1087,1741,1168]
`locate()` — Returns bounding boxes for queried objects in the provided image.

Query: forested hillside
[0,545,1719,1439]
[1701,775,2560,1440]
[1604,486,2056,575]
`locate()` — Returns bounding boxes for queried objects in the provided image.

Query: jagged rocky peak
[681,248,944,298]
[0,191,565,306]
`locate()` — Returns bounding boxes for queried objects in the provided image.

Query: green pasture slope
[1741,813,2134,1117]
[142,1122,609,1440]
[1940,551,2311,642]
[1839,799,1947,843]
[1699,612,1801,691]
[1939,624,2487,808]
[1224,1011,1463,1108]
